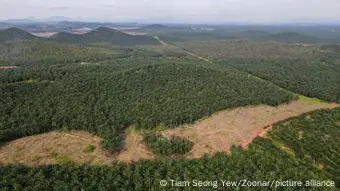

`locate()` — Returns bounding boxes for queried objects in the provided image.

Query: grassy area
[295,93,325,104]
[154,125,170,131]
[54,154,74,165]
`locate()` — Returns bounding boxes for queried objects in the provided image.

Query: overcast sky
[1,0,340,23]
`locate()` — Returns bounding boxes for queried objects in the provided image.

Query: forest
[268,108,340,187]
[0,53,294,152]
[178,40,340,103]
[50,27,161,46]
[0,40,118,66]
[142,131,194,157]
[1,107,339,190]
[0,30,339,190]
[0,27,161,46]
[224,58,340,103]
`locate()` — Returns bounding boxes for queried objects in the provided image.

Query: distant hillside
[0,40,117,66]
[267,32,319,43]
[141,24,169,30]
[51,27,161,46]
[233,30,270,39]
[0,28,40,43]
[321,44,340,51]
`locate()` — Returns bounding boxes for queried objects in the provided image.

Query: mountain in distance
[1,16,73,23]
[140,24,169,30]
[51,27,161,46]
[44,16,73,22]
[0,28,40,42]
[0,18,37,24]
[0,27,161,46]
[58,21,137,29]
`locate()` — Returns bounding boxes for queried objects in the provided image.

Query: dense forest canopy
[142,131,194,157]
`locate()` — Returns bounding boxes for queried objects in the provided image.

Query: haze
[1,0,340,23]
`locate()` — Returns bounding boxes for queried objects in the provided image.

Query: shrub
[83,145,96,153]
[142,131,193,156]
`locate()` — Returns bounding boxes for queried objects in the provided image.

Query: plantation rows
[225,58,340,103]
[0,59,293,152]
[0,40,176,67]
[1,107,338,190]
[176,40,340,103]
[0,135,336,190]
[268,107,340,186]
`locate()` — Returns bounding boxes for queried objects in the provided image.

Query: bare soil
[162,100,337,158]
[0,66,17,69]
[116,128,155,162]
[0,129,155,166]
[0,131,114,166]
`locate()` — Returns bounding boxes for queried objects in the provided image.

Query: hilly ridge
[0,28,40,43]
[140,24,169,30]
[267,32,321,43]
[0,27,161,46]
[51,27,161,45]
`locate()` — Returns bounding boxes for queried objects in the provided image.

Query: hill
[0,40,117,66]
[0,28,40,43]
[140,24,169,30]
[51,27,161,46]
[267,32,320,43]
[234,30,270,39]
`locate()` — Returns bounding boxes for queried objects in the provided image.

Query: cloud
[47,6,69,10]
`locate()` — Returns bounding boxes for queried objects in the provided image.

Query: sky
[1,0,340,23]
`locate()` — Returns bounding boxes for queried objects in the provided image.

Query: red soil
[241,103,338,149]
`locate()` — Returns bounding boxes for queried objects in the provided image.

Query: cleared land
[0,131,114,166]
[161,100,337,158]
[116,128,155,162]
[0,129,155,166]
[0,66,17,69]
